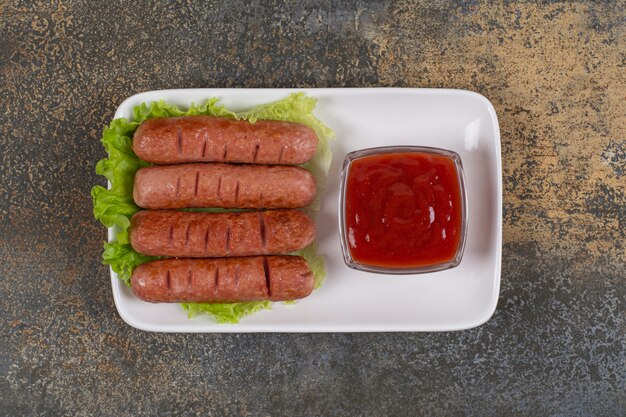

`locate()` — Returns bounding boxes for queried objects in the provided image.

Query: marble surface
[0,1,624,416]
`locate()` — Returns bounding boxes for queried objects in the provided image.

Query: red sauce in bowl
[345,152,463,268]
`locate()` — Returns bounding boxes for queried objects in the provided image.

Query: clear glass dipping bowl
[338,146,468,274]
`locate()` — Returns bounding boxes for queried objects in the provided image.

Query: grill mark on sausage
[234,264,240,289]
[234,180,240,203]
[193,170,200,197]
[176,127,183,157]
[184,222,191,247]
[201,131,209,158]
[278,145,284,163]
[214,266,220,295]
[253,141,260,162]
[204,223,210,255]
[263,257,271,297]
[259,213,268,250]
[168,224,174,248]
[187,268,193,290]
[175,177,181,198]
[225,225,231,254]
[165,270,171,292]
[217,175,223,198]
[222,144,228,160]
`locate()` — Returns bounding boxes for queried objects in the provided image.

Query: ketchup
[345,152,463,268]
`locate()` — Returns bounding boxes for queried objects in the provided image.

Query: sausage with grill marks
[132,116,318,165]
[131,256,314,303]
[129,209,315,258]
[133,163,316,209]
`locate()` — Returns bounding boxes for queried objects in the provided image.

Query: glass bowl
[338,146,468,274]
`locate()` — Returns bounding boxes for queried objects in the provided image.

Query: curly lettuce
[92,93,334,323]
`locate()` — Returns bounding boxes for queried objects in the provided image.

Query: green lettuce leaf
[91,118,148,235]
[102,242,158,285]
[92,93,334,323]
[180,301,271,324]
[133,98,237,124]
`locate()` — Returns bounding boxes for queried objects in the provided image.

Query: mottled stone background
[1,0,624,416]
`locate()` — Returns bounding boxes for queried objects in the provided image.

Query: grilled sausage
[130,210,315,258]
[133,163,316,209]
[133,116,318,165]
[131,256,314,303]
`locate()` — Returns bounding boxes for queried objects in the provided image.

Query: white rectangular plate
[110,88,502,332]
